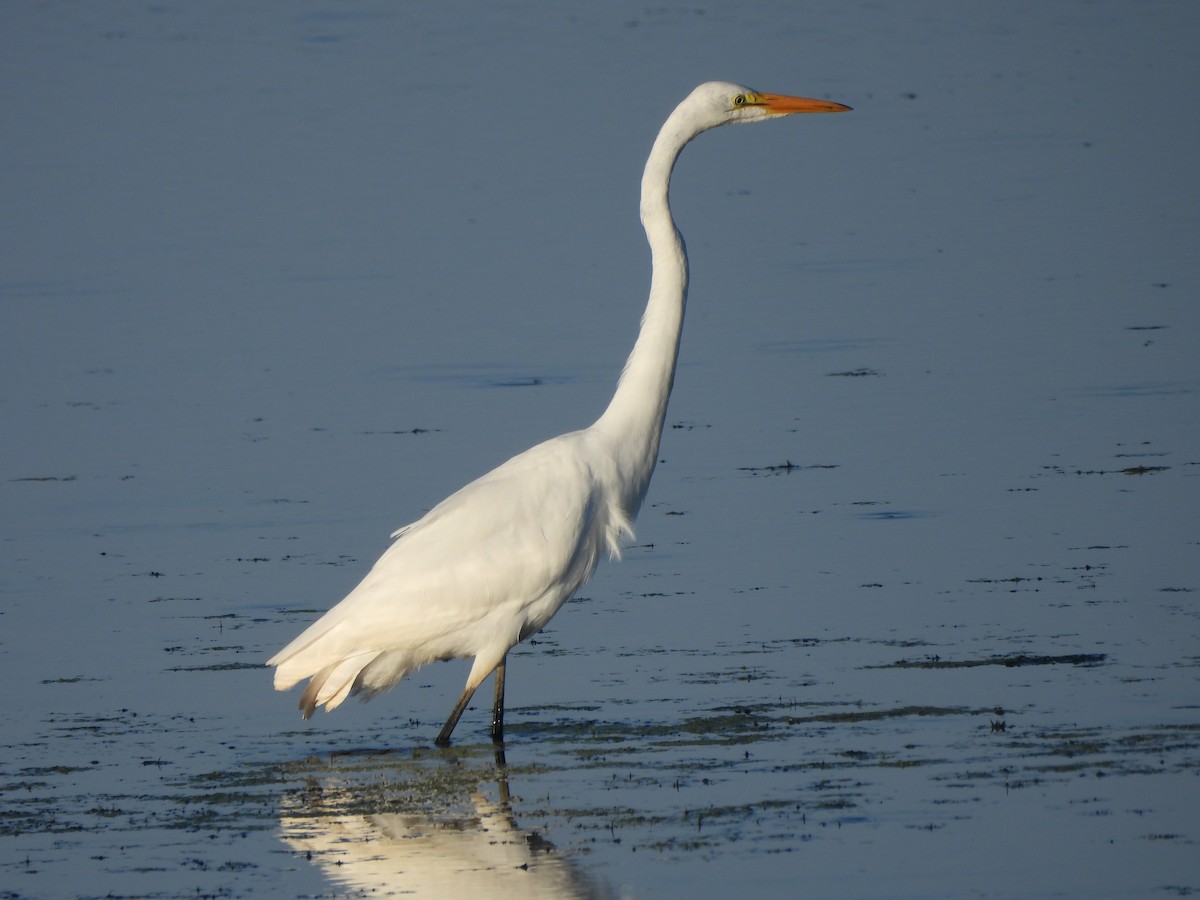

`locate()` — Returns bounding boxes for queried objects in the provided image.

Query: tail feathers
[296,651,382,719]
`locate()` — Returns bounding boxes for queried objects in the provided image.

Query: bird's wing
[268,430,617,685]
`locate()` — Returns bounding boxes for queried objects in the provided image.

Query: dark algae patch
[871,652,1108,670]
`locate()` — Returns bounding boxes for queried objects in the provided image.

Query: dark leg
[490,655,507,744]
[494,745,512,807]
[435,683,478,747]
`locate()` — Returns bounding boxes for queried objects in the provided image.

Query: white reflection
[280,766,617,899]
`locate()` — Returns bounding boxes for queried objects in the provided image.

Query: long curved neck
[593,110,700,519]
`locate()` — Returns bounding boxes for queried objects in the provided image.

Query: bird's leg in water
[434,655,507,747]
[435,684,476,747]
[491,656,507,743]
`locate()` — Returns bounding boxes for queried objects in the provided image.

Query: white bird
[268,81,850,746]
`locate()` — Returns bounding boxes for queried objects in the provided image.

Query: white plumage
[268,82,850,745]
[271,431,628,717]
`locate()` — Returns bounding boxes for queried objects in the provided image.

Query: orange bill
[756,92,852,114]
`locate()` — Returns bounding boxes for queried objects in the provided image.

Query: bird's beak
[755,93,852,114]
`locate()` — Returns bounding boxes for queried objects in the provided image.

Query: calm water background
[2,1,1198,897]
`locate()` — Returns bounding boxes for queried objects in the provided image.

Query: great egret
[268,81,850,746]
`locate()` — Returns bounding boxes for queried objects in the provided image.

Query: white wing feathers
[267,430,632,716]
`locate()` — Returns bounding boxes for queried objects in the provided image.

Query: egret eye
[732,94,747,107]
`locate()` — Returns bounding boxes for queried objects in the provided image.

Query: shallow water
[3,1,1199,897]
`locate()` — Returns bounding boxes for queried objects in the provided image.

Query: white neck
[592,109,699,520]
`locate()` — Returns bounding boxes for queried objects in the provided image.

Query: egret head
[683,81,851,131]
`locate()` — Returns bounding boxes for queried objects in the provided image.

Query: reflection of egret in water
[279,749,618,899]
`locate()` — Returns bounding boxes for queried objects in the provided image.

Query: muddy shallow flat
[5,669,1200,897]
[3,1,1198,898]
[4,568,1197,897]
